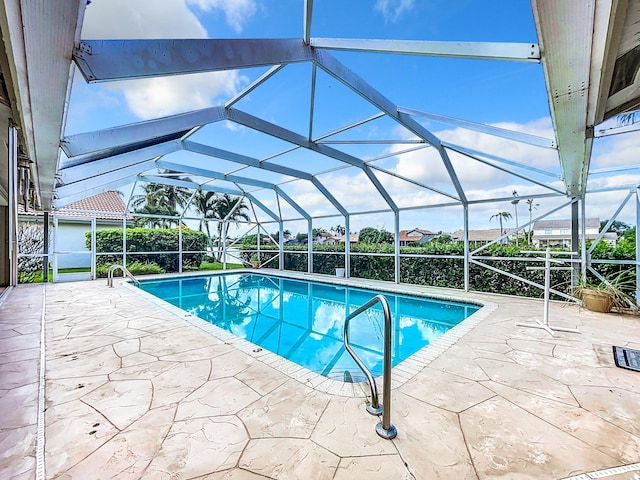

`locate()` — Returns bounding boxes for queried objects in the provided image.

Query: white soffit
[1,0,85,211]
[532,0,596,198]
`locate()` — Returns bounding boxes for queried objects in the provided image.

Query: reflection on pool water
[139,273,480,379]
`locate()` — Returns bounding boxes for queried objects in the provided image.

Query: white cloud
[109,71,247,119]
[81,0,250,120]
[374,0,415,22]
[276,119,640,233]
[186,0,258,33]
[83,0,207,39]
[391,118,560,192]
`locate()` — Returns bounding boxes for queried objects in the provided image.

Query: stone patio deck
[1,272,640,479]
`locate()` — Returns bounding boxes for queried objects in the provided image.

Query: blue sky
[66,0,640,235]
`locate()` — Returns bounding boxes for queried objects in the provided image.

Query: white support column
[463,205,470,291]
[222,221,228,269]
[307,219,313,273]
[122,216,127,268]
[279,222,284,270]
[178,221,183,273]
[571,199,579,286]
[91,216,97,280]
[345,215,350,278]
[52,213,59,283]
[394,211,400,283]
[8,126,18,286]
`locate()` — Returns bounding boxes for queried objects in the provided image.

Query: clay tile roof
[18,191,131,220]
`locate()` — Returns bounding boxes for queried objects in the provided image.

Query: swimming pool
[138,272,480,380]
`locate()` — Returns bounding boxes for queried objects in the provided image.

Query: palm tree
[511,190,520,246]
[212,194,251,261]
[131,175,191,212]
[192,191,217,254]
[133,204,179,228]
[331,225,345,236]
[526,198,539,245]
[490,211,512,242]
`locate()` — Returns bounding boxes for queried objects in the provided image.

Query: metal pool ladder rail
[343,294,397,440]
[106,264,140,287]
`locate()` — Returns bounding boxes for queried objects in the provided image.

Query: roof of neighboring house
[332,233,359,243]
[451,228,514,242]
[396,228,435,242]
[533,218,600,229]
[18,191,131,221]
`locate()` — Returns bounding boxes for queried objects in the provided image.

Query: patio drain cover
[613,346,640,372]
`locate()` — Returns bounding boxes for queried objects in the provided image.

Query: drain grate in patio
[613,346,640,372]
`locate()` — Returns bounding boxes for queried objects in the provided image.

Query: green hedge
[239,242,636,299]
[88,228,208,272]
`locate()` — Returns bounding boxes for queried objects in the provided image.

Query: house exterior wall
[532,226,607,248]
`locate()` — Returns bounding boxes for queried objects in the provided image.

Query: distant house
[450,228,514,247]
[532,218,617,248]
[18,191,132,269]
[325,233,359,245]
[313,231,334,245]
[395,228,436,246]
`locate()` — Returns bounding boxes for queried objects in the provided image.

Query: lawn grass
[20,262,244,283]
[199,262,244,271]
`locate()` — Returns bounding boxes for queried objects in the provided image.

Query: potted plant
[250,256,260,268]
[573,270,638,314]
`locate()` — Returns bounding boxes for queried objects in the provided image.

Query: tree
[212,194,250,261]
[133,204,179,228]
[131,177,191,212]
[270,229,292,243]
[330,225,345,236]
[359,227,393,244]
[600,219,630,235]
[312,228,326,239]
[511,190,520,245]
[490,211,512,239]
[525,198,539,245]
[192,191,217,253]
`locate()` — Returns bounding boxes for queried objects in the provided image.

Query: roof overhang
[0,0,85,211]
[532,0,638,199]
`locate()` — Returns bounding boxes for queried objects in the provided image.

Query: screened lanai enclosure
[2,0,640,299]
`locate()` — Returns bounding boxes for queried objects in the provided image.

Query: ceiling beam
[314,51,467,203]
[74,38,314,82]
[62,106,226,157]
[138,175,245,196]
[398,106,556,149]
[156,159,276,189]
[310,38,540,62]
[183,140,313,180]
[56,159,158,200]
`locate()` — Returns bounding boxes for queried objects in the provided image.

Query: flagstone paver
[2,277,640,480]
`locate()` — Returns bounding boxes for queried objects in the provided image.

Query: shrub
[237,240,636,299]
[89,228,207,272]
[96,261,165,278]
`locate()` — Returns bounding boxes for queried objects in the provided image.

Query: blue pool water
[138,273,480,379]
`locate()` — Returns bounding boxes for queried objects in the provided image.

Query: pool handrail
[106,264,140,288]
[343,294,397,440]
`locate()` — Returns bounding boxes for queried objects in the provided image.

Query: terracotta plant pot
[581,289,612,313]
